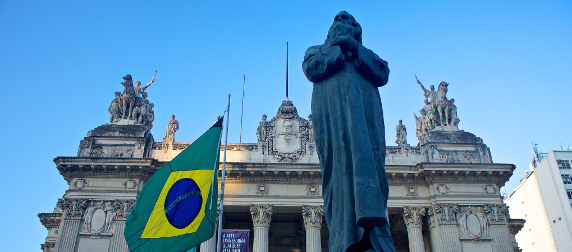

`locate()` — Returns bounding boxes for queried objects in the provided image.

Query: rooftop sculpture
[108,72,157,131]
[414,75,459,140]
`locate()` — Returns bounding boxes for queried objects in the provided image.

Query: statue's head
[430,85,435,91]
[136,81,141,87]
[326,11,362,44]
[115,91,121,97]
[399,119,403,125]
[424,99,429,105]
[171,115,175,120]
[450,98,455,104]
[262,114,267,121]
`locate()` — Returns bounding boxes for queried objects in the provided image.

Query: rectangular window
[557,160,571,170]
[567,190,572,199]
[562,175,572,184]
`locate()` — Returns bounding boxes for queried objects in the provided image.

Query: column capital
[483,204,509,224]
[302,205,324,229]
[250,205,273,228]
[433,203,458,224]
[403,206,426,229]
[114,199,136,220]
[59,198,88,219]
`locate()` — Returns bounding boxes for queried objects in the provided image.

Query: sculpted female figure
[302,11,396,252]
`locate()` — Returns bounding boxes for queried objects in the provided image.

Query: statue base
[78,124,154,158]
[419,130,492,164]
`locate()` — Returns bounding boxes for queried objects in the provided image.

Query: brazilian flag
[125,118,222,252]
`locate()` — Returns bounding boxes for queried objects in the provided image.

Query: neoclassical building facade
[39,80,523,252]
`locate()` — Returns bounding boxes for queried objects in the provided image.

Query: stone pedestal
[403,207,426,252]
[78,124,154,159]
[302,205,324,252]
[250,205,273,252]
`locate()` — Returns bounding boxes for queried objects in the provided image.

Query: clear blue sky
[1,1,571,250]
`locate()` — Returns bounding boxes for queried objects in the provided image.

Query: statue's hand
[330,36,359,55]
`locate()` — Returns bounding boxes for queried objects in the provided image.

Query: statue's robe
[303,43,394,252]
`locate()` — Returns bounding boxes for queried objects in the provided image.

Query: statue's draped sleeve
[302,45,345,83]
[303,44,389,87]
[355,45,389,87]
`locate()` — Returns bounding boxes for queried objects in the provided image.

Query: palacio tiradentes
[38,74,524,252]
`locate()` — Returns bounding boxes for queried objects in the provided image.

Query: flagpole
[239,75,245,143]
[286,42,289,100]
[216,94,231,252]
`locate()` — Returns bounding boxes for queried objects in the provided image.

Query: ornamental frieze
[114,200,135,219]
[484,204,509,224]
[59,198,88,219]
[433,203,458,224]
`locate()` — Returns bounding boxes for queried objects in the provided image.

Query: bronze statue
[302,11,396,252]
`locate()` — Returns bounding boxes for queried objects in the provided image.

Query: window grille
[562,175,572,184]
[557,160,571,170]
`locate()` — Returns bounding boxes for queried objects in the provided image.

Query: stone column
[485,204,513,252]
[302,205,324,252]
[426,208,443,252]
[110,200,135,252]
[250,205,273,252]
[200,204,221,252]
[403,207,426,252]
[54,199,87,252]
[433,203,462,251]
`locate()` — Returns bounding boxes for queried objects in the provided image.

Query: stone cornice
[223,162,322,179]
[38,213,62,229]
[54,157,162,182]
[418,163,514,186]
[218,162,514,185]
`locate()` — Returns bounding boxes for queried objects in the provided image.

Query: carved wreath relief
[306,183,320,196]
[256,183,269,195]
[406,185,418,197]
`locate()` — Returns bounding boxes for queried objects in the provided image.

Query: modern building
[39,78,523,252]
[505,149,572,251]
